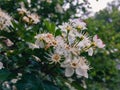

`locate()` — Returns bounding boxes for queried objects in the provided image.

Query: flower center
[52,41,57,46]
[39,37,43,40]
[71,62,78,68]
[66,26,72,31]
[46,34,53,39]
[52,54,61,62]
[91,42,96,47]
[77,25,82,30]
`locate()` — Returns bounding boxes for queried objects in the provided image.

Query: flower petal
[76,68,88,78]
[65,67,74,77]
[93,35,98,42]
[75,68,83,76]
[88,48,93,56]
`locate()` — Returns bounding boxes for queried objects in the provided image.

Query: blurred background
[0,0,120,90]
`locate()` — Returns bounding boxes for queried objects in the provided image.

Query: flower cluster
[30,19,105,78]
[17,6,40,24]
[35,33,57,49]
[0,9,11,30]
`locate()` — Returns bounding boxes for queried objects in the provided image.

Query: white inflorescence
[0,9,11,30]
[32,19,105,78]
[17,6,40,24]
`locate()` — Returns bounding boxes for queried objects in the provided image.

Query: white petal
[65,67,74,77]
[82,69,88,78]
[97,40,105,48]
[93,35,98,42]
[39,41,45,48]
[88,48,93,56]
[75,68,83,76]
[76,68,88,78]
[35,40,44,48]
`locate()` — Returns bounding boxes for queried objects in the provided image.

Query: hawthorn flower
[35,33,57,49]
[58,22,73,33]
[35,34,45,48]
[0,9,11,30]
[87,35,105,56]
[70,19,87,30]
[68,29,79,45]
[77,33,91,49]
[55,36,77,57]
[61,57,89,78]
[27,13,40,24]
[22,16,29,23]
[45,52,62,64]
[62,44,79,56]
[17,6,40,24]
[54,36,65,55]
[3,39,14,47]
[17,7,28,15]
[92,35,105,48]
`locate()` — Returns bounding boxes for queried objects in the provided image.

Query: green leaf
[0,69,11,81]
[55,29,62,36]
[44,20,56,34]
[43,80,60,90]
[16,74,44,90]
[71,81,84,90]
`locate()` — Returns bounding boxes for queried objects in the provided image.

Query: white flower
[54,36,65,55]
[23,16,29,23]
[35,33,57,49]
[68,29,79,45]
[27,13,40,24]
[70,19,87,30]
[77,33,91,49]
[61,57,89,78]
[0,62,4,69]
[0,9,11,30]
[58,22,73,33]
[35,34,45,48]
[93,35,105,48]
[17,7,28,15]
[3,39,14,47]
[11,79,18,84]
[45,52,62,64]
